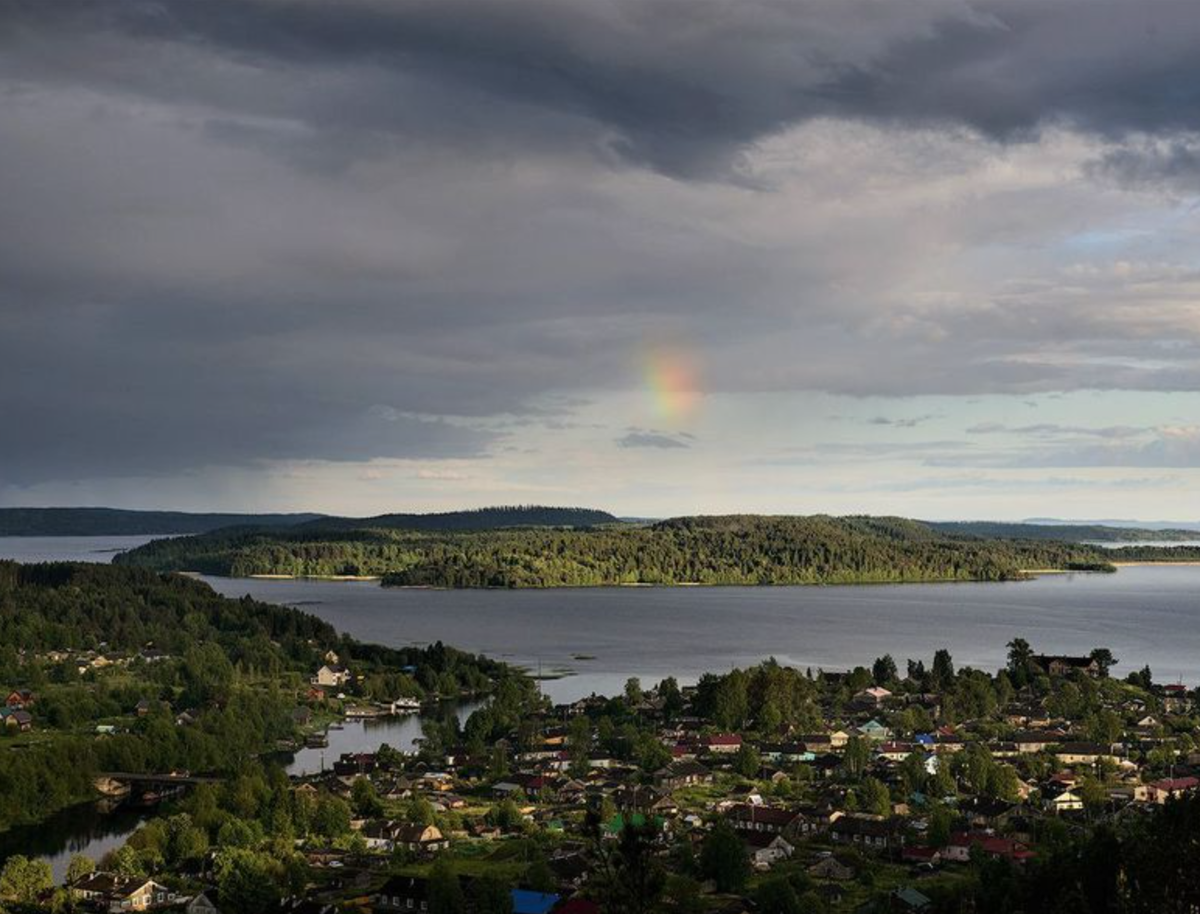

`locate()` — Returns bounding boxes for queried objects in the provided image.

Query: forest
[111,513,1171,587]
[0,562,520,831]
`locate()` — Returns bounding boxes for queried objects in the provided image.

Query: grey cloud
[966,423,1148,438]
[1089,137,1200,193]
[7,1,1200,177]
[617,430,692,450]
[5,0,1200,489]
[929,427,1200,469]
[869,415,938,428]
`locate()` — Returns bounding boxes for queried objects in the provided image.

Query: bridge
[96,771,221,788]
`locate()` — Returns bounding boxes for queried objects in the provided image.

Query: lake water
[4,535,1200,873]
[202,565,1200,701]
[3,535,1199,700]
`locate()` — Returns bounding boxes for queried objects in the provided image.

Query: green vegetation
[0,561,516,831]
[116,514,1141,586]
[0,507,322,536]
[927,520,1200,542]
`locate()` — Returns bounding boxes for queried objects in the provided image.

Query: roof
[1150,776,1200,791]
[704,733,743,746]
[511,890,560,914]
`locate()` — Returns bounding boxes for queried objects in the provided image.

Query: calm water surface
[4,536,1199,872]
[202,566,1200,702]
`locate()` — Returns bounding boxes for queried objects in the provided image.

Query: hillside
[928,520,1200,542]
[296,505,619,533]
[0,507,323,536]
[114,513,1138,586]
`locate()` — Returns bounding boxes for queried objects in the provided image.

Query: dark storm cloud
[4,0,1200,488]
[6,0,1200,176]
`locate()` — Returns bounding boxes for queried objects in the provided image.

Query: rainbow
[644,346,702,421]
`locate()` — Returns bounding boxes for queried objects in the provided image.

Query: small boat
[305,734,329,748]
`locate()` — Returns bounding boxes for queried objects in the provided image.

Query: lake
[4,535,1200,873]
[3,535,1200,700]
[201,565,1200,702]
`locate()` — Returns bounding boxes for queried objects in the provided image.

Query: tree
[313,795,352,838]
[699,820,749,893]
[351,777,384,817]
[1007,638,1034,683]
[0,855,53,905]
[872,655,898,686]
[734,743,762,779]
[215,848,282,914]
[1090,648,1118,678]
[65,854,95,885]
[928,804,954,848]
[754,876,803,914]
[594,822,665,914]
[658,677,684,721]
[624,677,643,707]
[861,777,892,818]
[842,737,870,779]
[932,649,955,690]
[429,857,466,914]
[471,875,513,914]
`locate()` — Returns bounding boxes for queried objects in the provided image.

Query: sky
[2,0,1200,520]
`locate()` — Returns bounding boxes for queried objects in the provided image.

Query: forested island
[111,513,1200,588]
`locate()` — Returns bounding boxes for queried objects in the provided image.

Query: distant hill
[298,505,619,533]
[1023,517,1200,533]
[0,507,324,537]
[0,505,617,537]
[928,521,1200,542]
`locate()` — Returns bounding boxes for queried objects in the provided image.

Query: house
[808,856,856,880]
[655,760,712,789]
[829,815,905,851]
[726,803,801,835]
[186,891,221,914]
[877,742,913,762]
[944,831,1035,864]
[760,742,815,764]
[1146,776,1200,804]
[393,823,448,853]
[4,689,33,708]
[614,785,677,816]
[134,699,153,717]
[0,707,32,731]
[1032,655,1100,678]
[702,733,743,754]
[901,846,942,866]
[374,876,429,913]
[71,873,179,911]
[744,832,794,868]
[857,719,892,742]
[854,686,893,708]
[312,665,351,687]
[1055,742,1118,766]
[889,887,933,911]
[1044,785,1084,813]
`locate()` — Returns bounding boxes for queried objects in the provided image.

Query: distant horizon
[1,503,1199,529]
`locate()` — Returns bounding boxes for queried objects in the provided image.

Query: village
[7,640,1198,914]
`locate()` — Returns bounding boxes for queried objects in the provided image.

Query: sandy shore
[247,573,381,581]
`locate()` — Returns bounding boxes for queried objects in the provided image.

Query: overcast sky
[3,0,1200,519]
